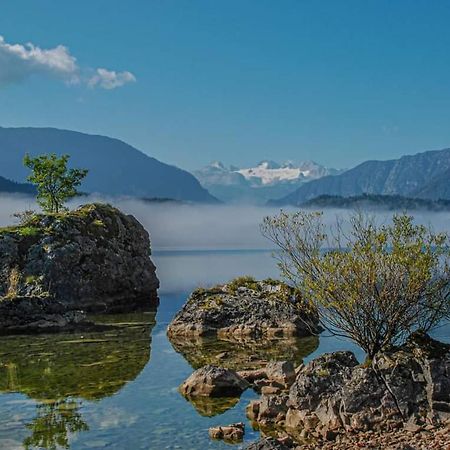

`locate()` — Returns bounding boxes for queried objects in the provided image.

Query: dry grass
[5,266,21,299]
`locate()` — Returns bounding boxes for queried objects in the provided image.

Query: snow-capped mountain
[237,160,331,186]
[193,160,340,204]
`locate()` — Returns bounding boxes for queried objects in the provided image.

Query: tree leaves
[261,211,450,357]
[23,153,88,214]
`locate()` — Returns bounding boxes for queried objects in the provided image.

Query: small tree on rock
[261,211,450,358]
[24,153,88,214]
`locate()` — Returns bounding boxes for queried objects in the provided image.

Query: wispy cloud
[0,35,135,89]
[88,68,136,90]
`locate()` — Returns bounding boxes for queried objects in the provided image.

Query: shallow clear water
[0,249,448,450]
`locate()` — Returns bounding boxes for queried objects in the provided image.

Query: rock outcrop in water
[167,277,319,339]
[208,422,245,442]
[180,364,249,398]
[247,333,450,446]
[0,203,159,332]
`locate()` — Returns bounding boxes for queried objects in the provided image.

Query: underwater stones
[179,364,249,398]
[208,422,245,442]
[167,278,319,339]
[0,203,159,332]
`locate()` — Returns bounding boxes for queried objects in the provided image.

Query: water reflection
[181,395,240,417]
[0,312,156,449]
[169,334,319,371]
[23,400,88,450]
[169,333,319,418]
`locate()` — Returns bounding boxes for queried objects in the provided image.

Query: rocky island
[0,203,159,333]
[167,277,319,339]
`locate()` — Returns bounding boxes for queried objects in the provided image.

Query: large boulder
[179,364,249,398]
[0,203,159,331]
[167,277,319,339]
[248,333,450,442]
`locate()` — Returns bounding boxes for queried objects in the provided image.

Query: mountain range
[0,175,35,195]
[0,127,217,203]
[1,127,449,207]
[300,194,450,212]
[270,148,450,205]
[193,160,340,204]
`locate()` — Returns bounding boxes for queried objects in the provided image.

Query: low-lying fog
[1,194,450,293]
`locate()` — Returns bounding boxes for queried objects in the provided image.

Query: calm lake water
[0,249,448,450]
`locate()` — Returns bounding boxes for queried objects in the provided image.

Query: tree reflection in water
[24,400,88,450]
[0,312,156,449]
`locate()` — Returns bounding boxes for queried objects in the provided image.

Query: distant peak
[257,160,281,169]
[209,161,226,170]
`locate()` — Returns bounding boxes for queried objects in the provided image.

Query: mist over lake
[2,193,450,295]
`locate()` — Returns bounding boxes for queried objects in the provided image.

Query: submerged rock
[248,333,450,444]
[0,203,159,332]
[208,422,245,442]
[167,277,319,339]
[179,364,249,398]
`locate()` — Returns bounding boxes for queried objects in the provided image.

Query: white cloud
[88,68,136,90]
[0,35,135,89]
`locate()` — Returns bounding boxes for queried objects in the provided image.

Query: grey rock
[0,203,159,333]
[250,333,450,439]
[265,361,296,388]
[167,279,319,339]
[179,365,249,398]
[208,422,244,441]
[0,296,87,334]
[243,437,291,450]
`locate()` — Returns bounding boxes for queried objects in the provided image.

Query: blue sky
[1,0,450,171]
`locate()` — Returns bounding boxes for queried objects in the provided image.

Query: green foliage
[91,219,105,227]
[24,400,88,450]
[227,276,260,293]
[17,226,40,237]
[261,211,450,357]
[24,275,39,285]
[262,277,280,286]
[200,295,224,311]
[24,153,88,214]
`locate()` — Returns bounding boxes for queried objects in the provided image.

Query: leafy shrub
[262,211,450,357]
